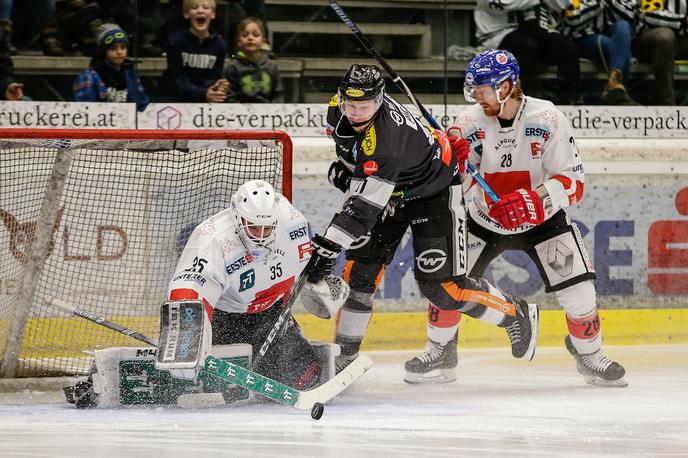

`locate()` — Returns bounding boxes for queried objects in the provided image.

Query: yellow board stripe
[3,309,686,359]
[296,309,688,350]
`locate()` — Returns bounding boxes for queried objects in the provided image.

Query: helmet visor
[463,82,499,104]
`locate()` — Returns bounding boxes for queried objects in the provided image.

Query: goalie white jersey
[168,196,313,315]
[457,96,584,235]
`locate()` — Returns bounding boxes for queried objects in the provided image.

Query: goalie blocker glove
[155,300,212,380]
[306,234,341,283]
[489,188,545,229]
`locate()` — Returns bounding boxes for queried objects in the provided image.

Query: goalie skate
[404,334,458,384]
[565,336,627,387]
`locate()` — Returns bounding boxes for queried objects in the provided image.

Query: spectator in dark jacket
[73,23,149,111]
[632,0,688,105]
[224,17,283,103]
[157,0,228,102]
[0,54,24,101]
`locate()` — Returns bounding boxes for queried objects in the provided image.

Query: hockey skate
[62,376,98,409]
[501,301,539,360]
[335,353,358,374]
[565,336,627,387]
[404,333,458,384]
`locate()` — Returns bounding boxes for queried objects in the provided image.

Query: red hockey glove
[488,188,545,229]
[447,126,469,174]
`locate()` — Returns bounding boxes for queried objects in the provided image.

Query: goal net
[0,129,291,378]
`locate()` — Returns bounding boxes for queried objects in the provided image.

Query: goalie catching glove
[155,300,212,380]
[301,275,350,319]
[488,188,545,229]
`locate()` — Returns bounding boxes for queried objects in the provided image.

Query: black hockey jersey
[323,93,458,249]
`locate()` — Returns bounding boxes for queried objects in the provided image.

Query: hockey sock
[566,309,602,354]
[335,289,373,356]
[427,302,462,346]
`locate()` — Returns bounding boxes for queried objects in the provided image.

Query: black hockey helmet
[338,64,385,125]
[338,64,385,101]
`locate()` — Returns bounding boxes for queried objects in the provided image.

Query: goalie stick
[45,296,372,411]
[251,272,308,369]
[328,0,500,203]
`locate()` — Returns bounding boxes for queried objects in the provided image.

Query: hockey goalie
[64,180,352,408]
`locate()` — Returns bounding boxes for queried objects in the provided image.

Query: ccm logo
[416,248,447,273]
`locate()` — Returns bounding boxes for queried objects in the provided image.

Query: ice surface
[0,345,686,458]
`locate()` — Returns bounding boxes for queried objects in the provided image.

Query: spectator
[0,54,25,100]
[56,0,101,56]
[224,17,283,103]
[0,2,25,101]
[73,23,149,111]
[632,0,688,105]
[561,0,637,104]
[157,0,228,103]
[0,0,65,56]
[474,0,582,103]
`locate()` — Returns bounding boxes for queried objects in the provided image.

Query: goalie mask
[338,64,385,127]
[463,49,519,114]
[231,180,280,252]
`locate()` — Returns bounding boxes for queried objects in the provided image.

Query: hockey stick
[46,296,158,346]
[251,272,308,369]
[45,296,372,412]
[328,0,500,203]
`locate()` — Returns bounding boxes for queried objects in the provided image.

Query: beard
[481,104,500,117]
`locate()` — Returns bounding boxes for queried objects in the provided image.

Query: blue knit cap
[97,23,129,53]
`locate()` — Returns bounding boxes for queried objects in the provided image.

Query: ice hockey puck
[310,402,324,420]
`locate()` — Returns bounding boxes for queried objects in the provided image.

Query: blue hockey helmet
[464,49,520,102]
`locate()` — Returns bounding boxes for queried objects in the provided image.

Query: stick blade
[295,354,373,409]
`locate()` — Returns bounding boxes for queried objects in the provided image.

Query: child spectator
[157,0,228,103]
[224,16,283,103]
[73,23,149,111]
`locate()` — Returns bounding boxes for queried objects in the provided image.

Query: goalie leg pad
[309,341,341,385]
[301,275,350,319]
[155,300,212,379]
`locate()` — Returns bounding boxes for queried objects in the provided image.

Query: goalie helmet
[338,64,385,125]
[463,49,520,103]
[231,180,280,251]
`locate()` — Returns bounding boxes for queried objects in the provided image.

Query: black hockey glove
[328,160,353,193]
[306,234,341,283]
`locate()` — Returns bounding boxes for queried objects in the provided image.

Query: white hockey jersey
[457,96,584,235]
[167,195,313,316]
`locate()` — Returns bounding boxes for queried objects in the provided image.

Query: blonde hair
[183,0,216,13]
[237,17,266,39]
[511,80,523,101]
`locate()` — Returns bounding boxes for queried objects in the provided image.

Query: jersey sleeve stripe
[552,174,573,189]
[170,288,199,300]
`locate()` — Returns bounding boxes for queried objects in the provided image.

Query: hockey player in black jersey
[301,63,540,373]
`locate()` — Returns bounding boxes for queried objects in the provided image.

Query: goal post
[0,129,292,378]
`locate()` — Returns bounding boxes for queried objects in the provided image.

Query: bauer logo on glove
[488,188,545,230]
